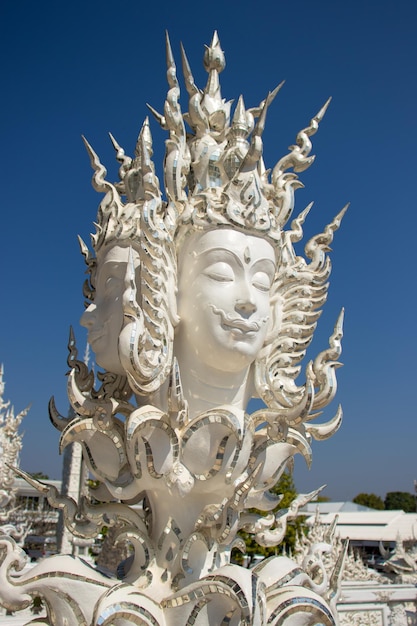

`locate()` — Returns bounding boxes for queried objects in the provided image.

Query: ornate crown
[81,31,332,262]
[79,31,346,409]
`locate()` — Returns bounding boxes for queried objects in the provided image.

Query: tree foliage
[352,490,417,512]
[29,472,49,480]
[352,492,384,510]
[384,491,416,512]
[234,471,305,564]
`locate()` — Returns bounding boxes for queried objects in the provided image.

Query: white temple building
[306,508,417,548]
[14,477,61,522]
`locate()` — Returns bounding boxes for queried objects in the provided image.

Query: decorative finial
[203,30,225,75]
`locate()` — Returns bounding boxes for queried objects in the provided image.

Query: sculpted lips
[210,305,268,335]
[89,331,103,342]
[88,331,104,347]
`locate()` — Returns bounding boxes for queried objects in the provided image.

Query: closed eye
[203,262,234,283]
[205,272,233,282]
[252,272,272,292]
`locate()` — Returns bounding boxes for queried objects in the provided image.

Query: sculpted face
[176,229,276,374]
[80,245,140,375]
[80,230,276,383]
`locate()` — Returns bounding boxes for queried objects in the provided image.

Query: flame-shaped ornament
[0,32,349,625]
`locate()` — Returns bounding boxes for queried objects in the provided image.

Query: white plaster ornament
[0,365,30,542]
[0,32,348,625]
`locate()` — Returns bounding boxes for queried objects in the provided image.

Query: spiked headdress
[80,32,346,413]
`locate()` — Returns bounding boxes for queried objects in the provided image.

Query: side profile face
[176,229,276,374]
[80,245,140,375]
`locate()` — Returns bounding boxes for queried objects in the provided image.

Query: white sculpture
[0,364,29,542]
[294,510,387,584]
[381,535,417,584]
[0,33,348,625]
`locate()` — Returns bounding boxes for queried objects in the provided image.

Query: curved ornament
[0,33,348,626]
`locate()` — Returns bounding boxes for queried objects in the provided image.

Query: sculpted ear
[264,293,283,344]
[167,275,180,328]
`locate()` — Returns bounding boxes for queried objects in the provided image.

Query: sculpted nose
[80,303,96,329]
[235,298,257,317]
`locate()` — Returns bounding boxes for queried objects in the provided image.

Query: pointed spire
[203,31,225,76]
[165,30,178,90]
[146,103,166,129]
[139,122,160,201]
[181,42,209,135]
[140,125,153,176]
[248,81,285,119]
[315,97,332,123]
[180,42,199,97]
[81,135,109,194]
[230,95,249,138]
[268,81,285,104]
[165,30,174,71]
[109,132,132,182]
[329,537,349,604]
[108,132,126,162]
[135,117,153,159]
[202,31,225,102]
[252,91,273,139]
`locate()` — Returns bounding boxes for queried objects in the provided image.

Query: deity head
[79,127,179,394]
[175,228,277,376]
[80,244,140,376]
[79,33,343,417]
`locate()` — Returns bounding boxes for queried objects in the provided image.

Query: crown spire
[230,95,250,138]
[180,42,208,136]
[82,35,336,279]
[203,31,225,90]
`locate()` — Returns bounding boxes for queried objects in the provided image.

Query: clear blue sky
[1,0,416,502]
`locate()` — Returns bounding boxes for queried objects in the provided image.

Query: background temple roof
[307,510,417,543]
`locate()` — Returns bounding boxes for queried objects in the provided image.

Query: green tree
[315,495,330,503]
[384,491,416,512]
[234,471,305,564]
[29,472,49,480]
[352,493,384,509]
